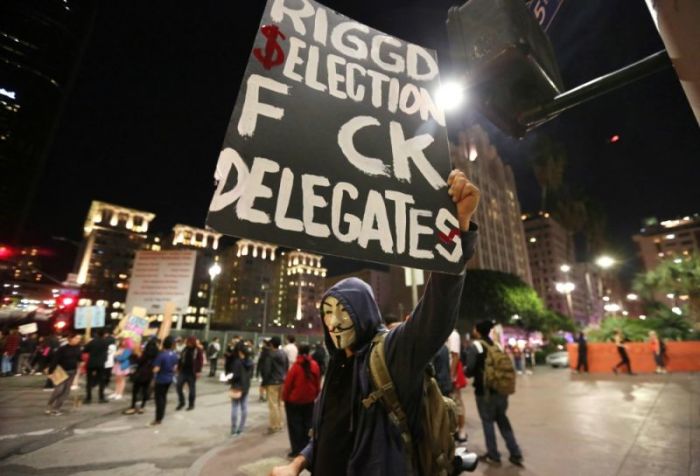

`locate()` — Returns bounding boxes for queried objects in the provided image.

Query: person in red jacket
[282,344,320,458]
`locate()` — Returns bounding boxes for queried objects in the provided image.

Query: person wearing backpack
[269,169,480,476]
[465,320,523,467]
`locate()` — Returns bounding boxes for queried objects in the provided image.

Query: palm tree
[633,255,700,329]
[531,136,566,212]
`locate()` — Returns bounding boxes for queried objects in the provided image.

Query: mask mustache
[332,323,354,333]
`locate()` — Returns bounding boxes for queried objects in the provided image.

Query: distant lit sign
[528,0,565,31]
[74,306,106,329]
[0,88,16,100]
[19,323,38,335]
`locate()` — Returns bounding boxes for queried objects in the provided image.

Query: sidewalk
[189,369,700,476]
[1,369,698,475]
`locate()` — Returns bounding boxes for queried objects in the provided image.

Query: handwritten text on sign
[207,0,464,273]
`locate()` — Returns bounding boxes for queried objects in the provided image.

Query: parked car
[545,351,569,368]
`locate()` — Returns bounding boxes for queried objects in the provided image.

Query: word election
[210,149,463,264]
[208,0,463,271]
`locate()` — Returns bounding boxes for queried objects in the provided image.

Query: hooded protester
[270,169,480,476]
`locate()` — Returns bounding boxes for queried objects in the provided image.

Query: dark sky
[27,0,700,277]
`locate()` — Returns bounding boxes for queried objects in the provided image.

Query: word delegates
[209,0,462,266]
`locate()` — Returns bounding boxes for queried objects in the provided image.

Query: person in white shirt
[447,329,467,442]
[283,336,298,370]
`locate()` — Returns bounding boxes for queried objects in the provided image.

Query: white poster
[124,250,197,314]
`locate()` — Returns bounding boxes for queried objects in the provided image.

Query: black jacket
[230,357,254,395]
[302,226,478,476]
[84,337,108,369]
[261,348,288,385]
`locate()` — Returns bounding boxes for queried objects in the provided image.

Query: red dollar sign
[253,24,286,70]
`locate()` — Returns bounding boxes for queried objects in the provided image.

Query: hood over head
[320,277,384,355]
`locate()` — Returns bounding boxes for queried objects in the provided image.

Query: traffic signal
[447,0,564,137]
[0,245,14,260]
[58,295,77,310]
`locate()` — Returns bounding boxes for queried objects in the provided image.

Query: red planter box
[567,341,700,373]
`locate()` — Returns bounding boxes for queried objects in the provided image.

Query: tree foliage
[633,254,700,328]
[459,270,575,337]
[586,304,693,342]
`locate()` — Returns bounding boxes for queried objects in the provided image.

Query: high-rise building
[213,239,279,332]
[0,0,97,240]
[166,224,222,330]
[523,213,575,318]
[277,250,327,332]
[451,126,532,285]
[75,201,155,318]
[633,214,699,272]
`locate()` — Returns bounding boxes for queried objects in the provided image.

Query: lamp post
[205,262,221,342]
[555,281,576,320]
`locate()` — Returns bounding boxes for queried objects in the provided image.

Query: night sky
[25,0,700,278]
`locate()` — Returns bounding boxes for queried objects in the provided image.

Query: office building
[451,126,532,285]
[75,201,155,319]
[524,213,575,318]
[633,214,699,272]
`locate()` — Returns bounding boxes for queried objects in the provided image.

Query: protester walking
[18,334,37,375]
[282,344,320,457]
[612,329,634,375]
[229,342,254,435]
[84,330,109,403]
[466,320,523,467]
[110,339,132,400]
[124,338,159,415]
[257,339,271,402]
[176,336,203,411]
[261,336,288,433]
[310,342,327,376]
[649,331,667,374]
[151,337,179,426]
[575,332,589,373]
[207,337,221,377]
[46,333,82,415]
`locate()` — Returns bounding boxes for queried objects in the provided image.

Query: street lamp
[435,80,467,112]
[205,262,222,341]
[555,281,576,319]
[560,264,571,273]
[595,255,616,269]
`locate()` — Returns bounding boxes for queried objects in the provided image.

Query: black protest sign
[207,0,465,274]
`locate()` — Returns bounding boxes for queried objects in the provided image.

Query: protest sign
[74,306,106,330]
[206,0,465,273]
[124,250,197,314]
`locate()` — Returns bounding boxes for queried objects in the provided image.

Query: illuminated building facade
[166,224,222,330]
[451,125,532,285]
[75,201,155,319]
[213,240,279,331]
[276,250,327,332]
[524,213,575,318]
[633,214,700,272]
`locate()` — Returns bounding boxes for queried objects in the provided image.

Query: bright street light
[205,261,222,340]
[208,262,222,279]
[672,306,682,315]
[595,255,616,269]
[626,293,638,301]
[560,264,571,273]
[435,81,467,112]
[604,303,621,313]
[555,282,575,294]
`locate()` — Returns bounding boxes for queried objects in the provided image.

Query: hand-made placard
[206,0,464,273]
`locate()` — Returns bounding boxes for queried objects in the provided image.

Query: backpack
[363,333,457,476]
[480,340,516,395]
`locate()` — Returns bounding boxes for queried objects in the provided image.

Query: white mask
[322,296,356,350]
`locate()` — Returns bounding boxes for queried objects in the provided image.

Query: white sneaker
[113,395,123,401]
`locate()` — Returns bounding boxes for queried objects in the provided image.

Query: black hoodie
[302,226,478,475]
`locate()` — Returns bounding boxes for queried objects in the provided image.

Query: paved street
[1,368,699,476]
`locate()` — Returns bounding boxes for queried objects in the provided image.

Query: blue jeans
[231,394,248,434]
[476,394,522,460]
[2,355,13,374]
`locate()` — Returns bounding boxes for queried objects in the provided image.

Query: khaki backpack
[480,340,516,395]
[362,333,457,476]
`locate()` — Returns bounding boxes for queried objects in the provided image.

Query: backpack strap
[362,333,415,462]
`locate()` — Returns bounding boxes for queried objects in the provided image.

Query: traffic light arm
[519,49,672,127]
